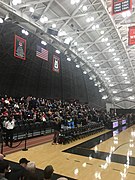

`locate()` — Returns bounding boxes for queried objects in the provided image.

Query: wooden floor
[5,126,135,180]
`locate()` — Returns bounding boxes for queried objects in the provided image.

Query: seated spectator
[43,165,54,180]
[25,162,38,180]
[6,158,29,180]
[0,160,10,180]
[19,158,30,168]
[0,154,4,161]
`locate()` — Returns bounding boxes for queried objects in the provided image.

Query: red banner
[112,0,132,15]
[128,26,135,45]
[52,55,60,73]
[14,35,26,60]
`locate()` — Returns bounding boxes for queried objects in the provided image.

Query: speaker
[47,28,58,36]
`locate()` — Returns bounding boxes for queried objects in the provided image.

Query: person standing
[52,118,61,145]
[4,115,15,147]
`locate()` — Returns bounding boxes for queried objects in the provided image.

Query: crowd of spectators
[0,95,132,146]
[0,154,64,180]
[0,95,110,146]
[0,95,107,127]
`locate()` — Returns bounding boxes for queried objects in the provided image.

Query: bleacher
[58,122,104,144]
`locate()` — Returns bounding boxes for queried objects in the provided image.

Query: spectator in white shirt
[4,116,15,147]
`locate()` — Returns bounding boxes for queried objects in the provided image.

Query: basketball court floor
[5,125,135,180]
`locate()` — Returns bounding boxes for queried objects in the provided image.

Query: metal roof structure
[0,0,135,109]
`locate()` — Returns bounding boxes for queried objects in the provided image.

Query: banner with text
[112,0,132,15]
[52,55,60,73]
[14,35,26,60]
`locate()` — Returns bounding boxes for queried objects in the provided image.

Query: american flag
[36,45,48,61]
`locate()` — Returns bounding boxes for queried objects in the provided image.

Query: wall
[0,22,105,108]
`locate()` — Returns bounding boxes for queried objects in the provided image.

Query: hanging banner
[52,55,60,73]
[14,35,26,60]
[128,26,135,45]
[112,0,132,15]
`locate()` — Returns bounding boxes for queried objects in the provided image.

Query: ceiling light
[105,77,110,80]
[41,41,47,45]
[100,71,105,74]
[109,84,114,87]
[58,30,67,36]
[127,10,131,17]
[84,51,87,55]
[109,48,115,52]
[112,90,117,94]
[52,23,56,28]
[101,38,105,42]
[40,16,48,23]
[124,77,127,79]
[67,57,71,61]
[83,71,87,74]
[100,30,104,34]
[12,0,17,5]
[90,17,94,21]
[40,17,45,23]
[25,31,29,36]
[127,88,132,92]
[87,56,93,59]
[95,83,97,86]
[0,18,3,23]
[114,57,120,61]
[92,59,95,62]
[64,37,72,44]
[122,10,131,18]
[99,88,104,92]
[29,7,34,13]
[115,97,120,101]
[103,73,106,76]
[96,24,99,29]
[55,50,60,54]
[82,5,87,11]
[86,18,90,23]
[71,0,80,4]
[118,66,123,69]
[89,77,93,80]
[122,73,127,77]
[78,47,84,51]
[102,95,108,100]
[94,64,99,67]
[12,0,21,5]
[105,38,108,42]
[22,29,25,34]
[117,62,121,65]
[43,16,48,22]
[107,43,110,46]
[76,64,80,68]
[92,25,96,30]
[129,96,135,100]
[22,29,29,36]
[113,52,116,56]
[75,0,80,3]
[101,37,108,42]
[125,81,130,84]
[74,42,77,46]
[122,11,127,18]
[70,0,75,5]
[17,0,21,3]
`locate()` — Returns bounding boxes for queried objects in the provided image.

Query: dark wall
[0,22,104,108]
